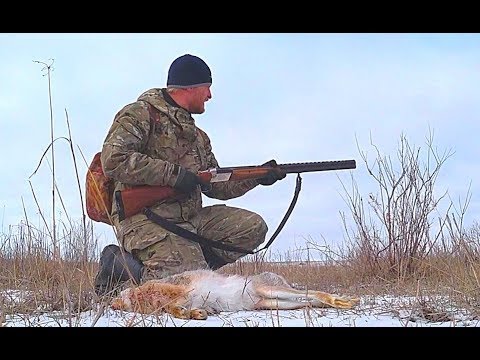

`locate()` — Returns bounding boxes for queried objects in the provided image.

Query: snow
[3,294,478,327]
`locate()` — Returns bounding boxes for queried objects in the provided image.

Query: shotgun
[115,159,356,220]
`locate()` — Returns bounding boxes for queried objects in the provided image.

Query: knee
[249,212,268,245]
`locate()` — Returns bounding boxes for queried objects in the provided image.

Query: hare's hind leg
[255,298,321,310]
[254,285,359,310]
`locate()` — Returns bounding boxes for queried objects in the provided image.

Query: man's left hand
[257,159,287,186]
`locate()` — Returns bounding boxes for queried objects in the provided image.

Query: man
[94,54,286,296]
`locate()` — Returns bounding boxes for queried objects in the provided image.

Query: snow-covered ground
[2,294,479,327]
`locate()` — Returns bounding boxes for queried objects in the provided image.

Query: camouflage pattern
[101,88,265,279]
[137,204,267,281]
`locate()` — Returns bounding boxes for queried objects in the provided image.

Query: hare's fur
[111,269,359,320]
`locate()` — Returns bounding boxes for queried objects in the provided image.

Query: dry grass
[2,220,480,324]
[0,221,99,322]
[2,61,480,326]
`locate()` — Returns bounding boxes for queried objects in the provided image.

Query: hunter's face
[188,85,212,114]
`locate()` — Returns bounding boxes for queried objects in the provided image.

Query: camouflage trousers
[117,204,268,282]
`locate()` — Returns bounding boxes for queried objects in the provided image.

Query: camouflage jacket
[101,88,259,225]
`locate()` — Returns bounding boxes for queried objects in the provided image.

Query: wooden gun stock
[116,185,178,220]
[116,159,356,220]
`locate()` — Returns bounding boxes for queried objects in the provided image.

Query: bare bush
[340,132,454,281]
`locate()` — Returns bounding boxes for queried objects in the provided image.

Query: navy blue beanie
[167,54,212,88]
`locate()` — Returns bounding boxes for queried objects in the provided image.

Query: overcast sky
[1,33,479,257]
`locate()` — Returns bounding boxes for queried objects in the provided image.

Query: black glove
[257,159,287,186]
[173,167,200,193]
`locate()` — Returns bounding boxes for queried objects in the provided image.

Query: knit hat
[167,54,212,89]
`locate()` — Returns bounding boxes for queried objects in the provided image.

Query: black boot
[94,244,144,296]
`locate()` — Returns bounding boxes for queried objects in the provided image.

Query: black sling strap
[142,173,303,255]
[254,173,302,254]
[143,208,253,254]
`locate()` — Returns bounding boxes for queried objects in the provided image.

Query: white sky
[1,33,479,256]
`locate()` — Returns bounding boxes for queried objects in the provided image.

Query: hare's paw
[190,308,208,320]
[169,306,191,319]
[332,296,360,309]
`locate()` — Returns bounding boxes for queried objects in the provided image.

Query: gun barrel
[279,159,356,173]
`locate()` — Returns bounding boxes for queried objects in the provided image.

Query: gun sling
[115,173,303,256]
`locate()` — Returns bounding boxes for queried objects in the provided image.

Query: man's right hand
[173,167,200,193]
